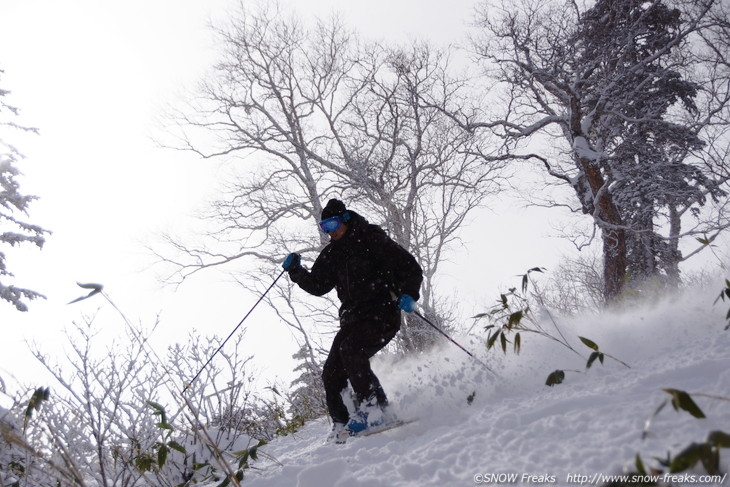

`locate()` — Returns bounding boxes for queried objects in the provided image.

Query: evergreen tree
[288,345,326,421]
[575,0,723,287]
[0,69,49,311]
[471,0,730,300]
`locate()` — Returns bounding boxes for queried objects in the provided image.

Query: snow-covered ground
[242,283,730,487]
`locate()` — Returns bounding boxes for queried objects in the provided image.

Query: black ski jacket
[289,212,423,324]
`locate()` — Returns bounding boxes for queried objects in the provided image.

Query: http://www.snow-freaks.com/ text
[473,472,728,485]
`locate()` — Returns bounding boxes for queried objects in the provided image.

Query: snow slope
[243,284,730,487]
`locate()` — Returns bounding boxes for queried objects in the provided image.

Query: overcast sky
[0,0,580,394]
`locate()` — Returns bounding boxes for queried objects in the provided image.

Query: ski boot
[346,401,399,435]
[326,422,350,444]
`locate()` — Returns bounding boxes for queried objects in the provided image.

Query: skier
[282,198,423,442]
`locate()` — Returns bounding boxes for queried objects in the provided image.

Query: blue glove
[398,294,416,313]
[282,253,301,271]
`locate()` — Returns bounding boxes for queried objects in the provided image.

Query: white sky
[0,0,580,394]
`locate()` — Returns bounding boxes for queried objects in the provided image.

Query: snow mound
[244,285,730,486]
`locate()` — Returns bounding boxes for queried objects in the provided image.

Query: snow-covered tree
[7,311,276,486]
[460,0,730,300]
[575,0,724,286]
[0,69,49,311]
[288,344,326,421]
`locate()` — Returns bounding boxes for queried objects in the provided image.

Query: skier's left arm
[378,233,423,307]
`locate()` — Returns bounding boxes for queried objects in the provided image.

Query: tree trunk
[602,226,628,301]
[582,160,628,301]
[664,205,682,285]
[625,202,658,283]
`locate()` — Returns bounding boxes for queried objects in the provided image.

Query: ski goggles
[318,215,344,233]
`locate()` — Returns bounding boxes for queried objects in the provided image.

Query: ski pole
[413,310,494,373]
[182,268,287,393]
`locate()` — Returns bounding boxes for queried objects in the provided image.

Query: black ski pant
[322,307,400,424]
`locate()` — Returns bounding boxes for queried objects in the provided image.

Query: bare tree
[451,0,730,301]
[534,252,606,315]
[8,307,274,487]
[158,6,504,352]
[28,316,173,487]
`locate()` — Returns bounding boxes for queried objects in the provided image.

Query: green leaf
[670,442,718,474]
[663,389,706,419]
[635,454,647,476]
[696,237,713,246]
[134,452,156,473]
[216,476,231,487]
[250,441,266,461]
[146,401,165,413]
[700,445,721,475]
[167,441,187,454]
[238,451,250,469]
[707,430,730,448]
[146,401,167,424]
[487,330,501,350]
[521,274,529,293]
[25,390,40,417]
[24,387,51,430]
[587,352,601,369]
[545,370,565,387]
[670,442,704,472]
[507,310,523,328]
[514,333,521,354]
[579,336,599,351]
[156,422,173,430]
[8,460,25,476]
[157,444,168,469]
[500,332,508,354]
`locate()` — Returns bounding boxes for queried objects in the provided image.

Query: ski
[350,418,419,438]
